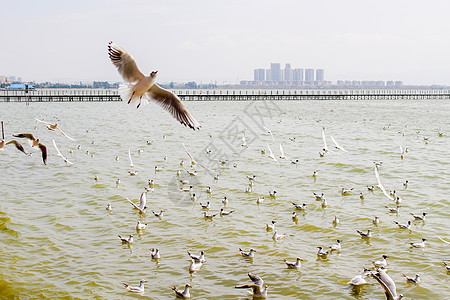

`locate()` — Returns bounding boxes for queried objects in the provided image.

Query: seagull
[330,240,341,252]
[321,127,330,152]
[357,229,371,238]
[331,135,349,152]
[394,220,411,230]
[152,210,165,219]
[263,126,274,141]
[239,248,256,258]
[403,180,408,189]
[187,250,205,263]
[314,192,325,200]
[235,273,268,299]
[241,132,248,148]
[267,144,278,163]
[150,248,160,259]
[375,165,394,201]
[202,211,217,220]
[403,273,420,284]
[332,215,340,226]
[220,208,234,216]
[373,215,380,225]
[256,197,264,204]
[266,220,276,231]
[52,139,73,165]
[12,133,47,164]
[268,191,277,198]
[283,257,303,269]
[279,143,287,159]
[292,212,299,222]
[0,139,29,156]
[372,255,389,268]
[188,259,203,272]
[108,42,200,130]
[127,149,134,168]
[410,212,426,221]
[370,268,403,300]
[438,236,450,245]
[34,118,76,141]
[106,203,112,211]
[118,234,134,244]
[123,279,147,293]
[222,196,228,206]
[206,186,212,194]
[347,269,371,286]
[321,198,328,208]
[341,188,353,195]
[317,246,330,258]
[272,230,287,241]
[172,284,191,298]
[410,238,427,248]
[126,192,147,214]
[136,221,148,231]
[200,202,210,210]
[247,175,256,182]
[292,202,307,210]
[386,205,400,214]
[443,262,450,271]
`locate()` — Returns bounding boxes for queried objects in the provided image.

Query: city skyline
[2,1,450,86]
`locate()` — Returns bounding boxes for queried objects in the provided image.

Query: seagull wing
[56,127,75,141]
[438,236,450,245]
[52,139,63,157]
[248,273,264,287]
[331,136,348,152]
[108,42,145,83]
[138,192,147,210]
[183,143,196,163]
[13,133,36,142]
[126,197,146,214]
[38,143,47,165]
[34,118,52,126]
[146,84,200,130]
[374,165,394,200]
[322,127,329,151]
[5,140,28,155]
[371,270,397,300]
[279,143,286,158]
[128,149,134,167]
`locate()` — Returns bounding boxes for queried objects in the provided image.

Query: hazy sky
[2,0,450,85]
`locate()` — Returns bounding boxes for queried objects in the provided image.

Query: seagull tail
[118,84,149,108]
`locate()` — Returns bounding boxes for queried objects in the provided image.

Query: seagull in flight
[12,133,47,164]
[0,139,29,156]
[331,135,348,152]
[126,192,147,214]
[235,273,268,299]
[52,139,73,165]
[35,118,75,141]
[108,42,200,130]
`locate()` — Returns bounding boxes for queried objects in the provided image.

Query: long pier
[1,88,450,102]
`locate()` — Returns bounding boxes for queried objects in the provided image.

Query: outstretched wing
[35,118,52,126]
[56,127,75,142]
[5,140,28,155]
[248,273,264,286]
[108,42,145,83]
[147,84,200,130]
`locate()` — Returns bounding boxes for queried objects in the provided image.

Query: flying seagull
[12,133,47,165]
[108,41,200,130]
[34,118,75,141]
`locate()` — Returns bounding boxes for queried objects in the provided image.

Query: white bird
[222,196,228,206]
[372,255,389,268]
[292,212,299,222]
[206,186,212,194]
[235,273,268,299]
[341,188,353,195]
[266,220,276,231]
[321,198,328,208]
[410,238,427,248]
[386,205,400,214]
[172,284,191,299]
[279,143,287,159]
[108,42,200,129]
[152,210,165,219]
[321,127,330,152]
[241,132,248,148]
[11,133,47,164]
[373,215,380,225]
[330,240,342,252]
[375,165,394,201]
[357,229,371,238]
[317,246,330,258]
[292,202,307,210]
[331,135,348,152]
[118,234,134,244]
[403,273,420,284]
[188,259,203,272]
[128,149,134,168]
[202,211,217,220]
[443,262,450,271]
[256,197,264,204]
[272,230,287,241]
[0,139,29,156]
[283,257,303,269]
[394,220,411,230]
[106,203,112,211]
[136,221,148,231]
[123,279,147,293]
[267,144,278,163]
[200,202,210,210]
[220,208,234,216]
[126,192,147,214]
[403,180,408,189]
[34,118,75,141]
[268,191,277,198]
[52,139,73,165]
[187,250,206,263]
[438,236,450,245]
[332,215,340,226]
[239,248,256,258]
[370,268,403,300]
[410,212,427,221]
[313,192,325,200]
[347,269,370,286]
[150,248,160,259]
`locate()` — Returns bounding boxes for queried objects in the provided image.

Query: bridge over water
[1,88,449,102]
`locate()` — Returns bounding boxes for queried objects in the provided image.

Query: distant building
[284,63,293,82]
[254,69,265,81]
[316,69,324,82]
[305,69,314,83]
[270,63,281,81]
[293,68,303,83]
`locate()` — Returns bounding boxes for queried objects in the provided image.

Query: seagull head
[150,70,158,78]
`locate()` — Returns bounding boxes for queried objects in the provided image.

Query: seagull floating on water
[265,220,276,231]
[347,269,370,286]
[108,42,200,130]
[187,250,206,263]
[136,221,148,231]
[220,208,234,216]
[118,234,134,244]
[172,284,191,299]
[317,246,330,258]
[410,212,426,221]
[372,255,388,268]
[189,259,203,272]
[403,273,420,284]
[292,202,307,210]
[235,273,268,299]
[150,248,160,259]
[283,257,303,269]
[394,220,411,230]
[410,238,427,248]
[123,279,146,293]
[239,248,256,258]
[330,240,341,252]
[357,229,371,238]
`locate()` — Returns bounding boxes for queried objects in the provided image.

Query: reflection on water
[0,99,450,299]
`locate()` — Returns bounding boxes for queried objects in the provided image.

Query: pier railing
[1,88,450,102]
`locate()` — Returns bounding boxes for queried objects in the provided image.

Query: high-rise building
[284,63,293,82]
[293,68,304,83]
[305,69,314,83]
[316,69,324,82]
[254,69,265,81]
[270,63,281,81]
[265,69,271,82]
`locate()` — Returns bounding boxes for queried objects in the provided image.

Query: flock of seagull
[2,42,449,299]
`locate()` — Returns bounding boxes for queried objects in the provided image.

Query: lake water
[0,99,449,299]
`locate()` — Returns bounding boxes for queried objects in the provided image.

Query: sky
[1,0,450,85]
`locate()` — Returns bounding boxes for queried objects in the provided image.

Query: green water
[0,99,449,299]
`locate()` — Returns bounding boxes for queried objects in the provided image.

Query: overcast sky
[1,0,450,85]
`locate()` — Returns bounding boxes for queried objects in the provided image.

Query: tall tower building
[284,63,293,82]
[316,69,324,82]
[254,69,265,81]
[293,68,304,83]
[270,63,281,82]
[305,69,314,83]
